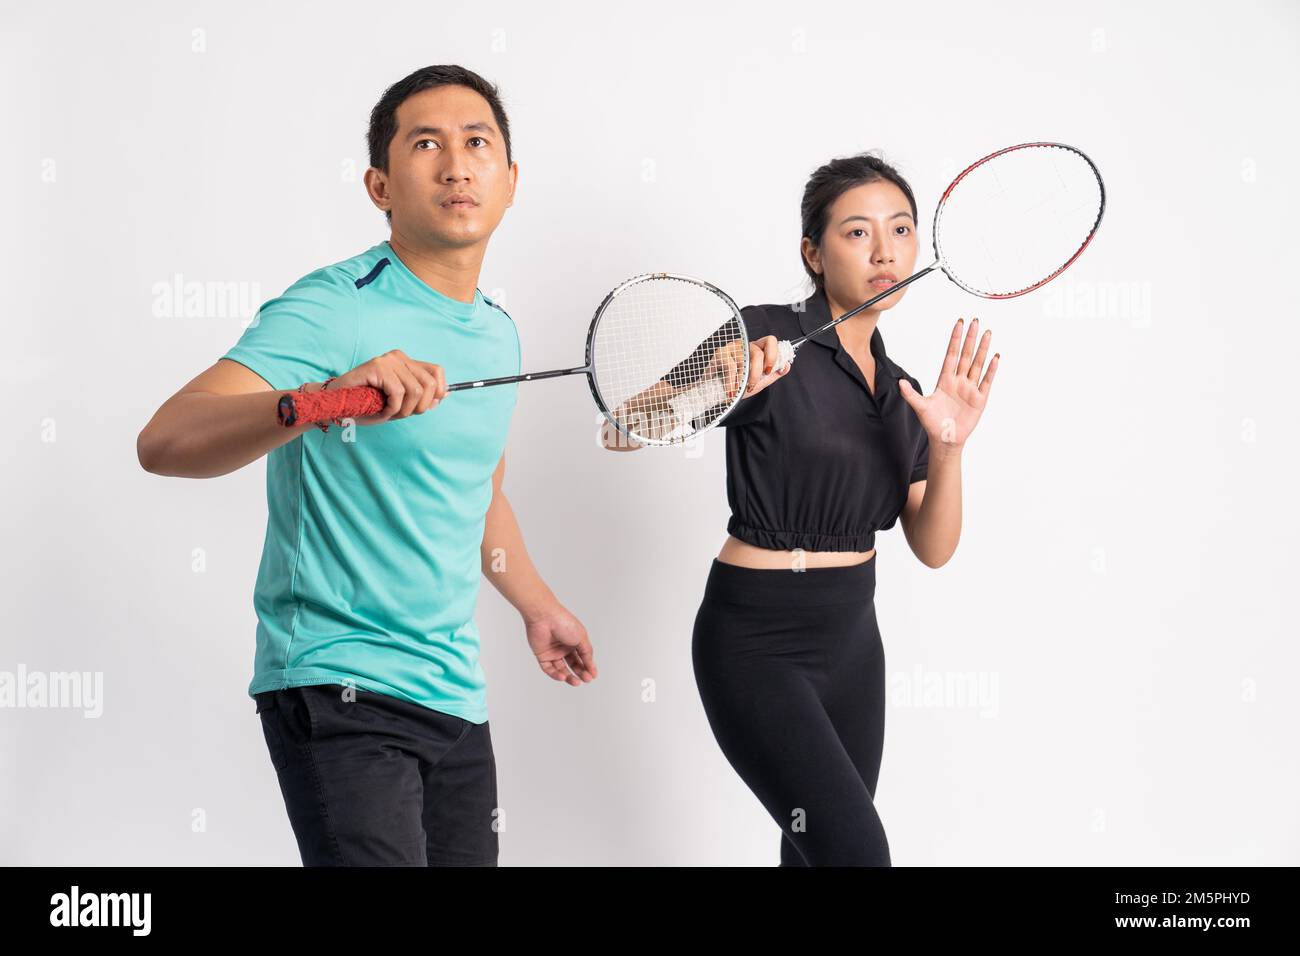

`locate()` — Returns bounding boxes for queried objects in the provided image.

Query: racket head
[585,273,750,446]
[933,142,1105,299]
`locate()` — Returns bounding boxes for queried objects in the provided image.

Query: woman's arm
[897,317,1000,568]
[899,445,962,568]
[596,335,788,451]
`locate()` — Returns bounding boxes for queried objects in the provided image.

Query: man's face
[367,84,517,248]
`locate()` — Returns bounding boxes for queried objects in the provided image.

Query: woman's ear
[800,236,822,277]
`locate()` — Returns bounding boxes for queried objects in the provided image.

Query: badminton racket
[768,141,1106,372]
[276,273,752,446]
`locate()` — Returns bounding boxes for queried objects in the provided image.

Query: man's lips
[440,195,479,209]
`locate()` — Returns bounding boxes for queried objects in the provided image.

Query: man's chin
[409,223,488,249]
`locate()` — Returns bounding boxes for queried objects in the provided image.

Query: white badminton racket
[277,273,752,446]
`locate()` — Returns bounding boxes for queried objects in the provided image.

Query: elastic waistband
[702,556,876,607]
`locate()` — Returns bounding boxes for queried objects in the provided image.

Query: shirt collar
[796,289,891,375]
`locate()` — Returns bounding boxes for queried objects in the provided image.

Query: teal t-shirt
[222,240,520,723]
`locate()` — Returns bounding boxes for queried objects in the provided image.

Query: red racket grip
[277,385,385,426]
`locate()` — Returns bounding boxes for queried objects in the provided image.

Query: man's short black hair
[367,65,513,222]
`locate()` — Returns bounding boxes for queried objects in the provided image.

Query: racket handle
[772,339,797,373]
[277,385,385,427]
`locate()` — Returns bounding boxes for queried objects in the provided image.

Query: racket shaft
[278,364,592,425]
[788,262,938,352]
[447,365,589,391]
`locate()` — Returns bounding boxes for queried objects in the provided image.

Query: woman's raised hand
[898,318,1000,450]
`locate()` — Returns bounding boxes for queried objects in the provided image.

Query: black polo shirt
[718,290,930,553]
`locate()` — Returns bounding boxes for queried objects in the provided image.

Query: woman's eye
[849,228,866,239]
[896,225,911,236]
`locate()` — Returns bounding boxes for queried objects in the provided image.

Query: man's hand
[329,348,449,424]
[524,603,597,686]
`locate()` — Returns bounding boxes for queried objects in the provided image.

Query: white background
[2,0,1297,865]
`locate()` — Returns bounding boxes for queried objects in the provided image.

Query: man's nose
[439,147,472,181]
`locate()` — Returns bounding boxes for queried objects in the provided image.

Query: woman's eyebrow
[838,211,915,226]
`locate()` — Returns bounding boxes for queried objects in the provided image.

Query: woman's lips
[871,279,896,290]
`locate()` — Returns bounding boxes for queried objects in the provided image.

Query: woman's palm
[900,317,1000,449]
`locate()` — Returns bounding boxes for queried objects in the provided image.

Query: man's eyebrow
[838,211,915,226]
[405,122,498,141]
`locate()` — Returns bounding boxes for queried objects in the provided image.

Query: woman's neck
[824,289,879,352]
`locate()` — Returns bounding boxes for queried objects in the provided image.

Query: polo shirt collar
[797,289,891,375]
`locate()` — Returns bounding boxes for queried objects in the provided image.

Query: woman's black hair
[799,152,918,293]
[367,65,513,223]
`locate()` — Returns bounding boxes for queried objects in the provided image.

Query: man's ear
[364,166,391,216]
[506,160,519,208]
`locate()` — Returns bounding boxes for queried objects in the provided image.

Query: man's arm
[138,350,450,479]
[136,359,325,479]
[479,453,559,619]
[480,453,597,686]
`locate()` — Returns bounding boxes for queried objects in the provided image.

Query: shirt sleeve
[663,323,736,390]
[906,373,930,483]
[220,266,360,391]
[718,305,776,428]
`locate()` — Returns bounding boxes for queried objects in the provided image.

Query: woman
[602,153,999,865]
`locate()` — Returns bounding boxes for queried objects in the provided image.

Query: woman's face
[803,180,918,314]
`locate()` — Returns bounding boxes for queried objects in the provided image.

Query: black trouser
[254,683,498,866]
[691,556,890,866]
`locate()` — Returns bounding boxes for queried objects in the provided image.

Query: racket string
[591,277,745,443]
[938,144,1103,297]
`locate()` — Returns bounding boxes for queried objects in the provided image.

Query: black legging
[691,556,889,866]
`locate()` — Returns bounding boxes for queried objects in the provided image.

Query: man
[137,65,596,866]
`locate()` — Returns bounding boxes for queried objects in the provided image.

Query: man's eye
[896,225,911,235]
[416,139,438,150]
[468,136,487,147]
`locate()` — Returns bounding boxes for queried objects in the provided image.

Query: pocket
[257,707,290,773]
[294,683,362,740]
[279,686,317,743]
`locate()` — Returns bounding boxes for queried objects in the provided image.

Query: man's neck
[387,232,484,304]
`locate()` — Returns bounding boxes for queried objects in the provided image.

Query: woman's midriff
[716,534,876,569]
